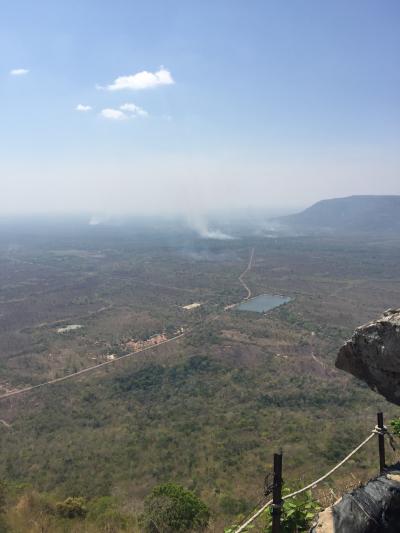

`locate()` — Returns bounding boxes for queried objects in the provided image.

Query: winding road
[238,247,255,300]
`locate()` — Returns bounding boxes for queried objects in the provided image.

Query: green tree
[55,496,87,519]
[141,483,210,532]
[87,496,128,532]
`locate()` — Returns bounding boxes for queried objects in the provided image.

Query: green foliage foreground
[390,417,400,437]
[225,488,320,533]
[0,481,211,532]
[140,483,210,532]
[264,489,321,533]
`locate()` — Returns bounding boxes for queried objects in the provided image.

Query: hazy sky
[1,0,400,215]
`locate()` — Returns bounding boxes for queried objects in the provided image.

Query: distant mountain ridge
[275,195,400,234]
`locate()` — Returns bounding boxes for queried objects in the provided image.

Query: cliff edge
[336,308,400,406]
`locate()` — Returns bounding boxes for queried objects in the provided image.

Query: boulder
[310,465,400,532]
[336,309,400,405]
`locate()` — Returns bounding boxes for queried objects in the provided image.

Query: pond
[236,294,291,313]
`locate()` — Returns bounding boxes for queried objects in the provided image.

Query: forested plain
[0,218,399,531]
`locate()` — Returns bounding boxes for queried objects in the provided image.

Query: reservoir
[237,294,291,313]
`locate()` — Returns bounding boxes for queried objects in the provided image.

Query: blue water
[237,294,291,313]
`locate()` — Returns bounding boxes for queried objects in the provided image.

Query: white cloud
[105,67,174,91]
[120,103,148,117]
[10,68,29,76]
[76,104,92,112]
[100,103,148,121]
[100,108,127,120]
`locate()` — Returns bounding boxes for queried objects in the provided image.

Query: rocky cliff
[310,309,400,532]
[336,308,400,406]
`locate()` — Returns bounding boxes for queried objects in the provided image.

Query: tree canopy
[141,483,210,532]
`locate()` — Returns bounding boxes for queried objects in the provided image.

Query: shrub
[390,417,400,437]
[55,496,87,519]
[263,489,321,533]
[87,496,128,531]
[141,482,210,532]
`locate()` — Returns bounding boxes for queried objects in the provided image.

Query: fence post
[377,412,386,474]
[271,452,283,533]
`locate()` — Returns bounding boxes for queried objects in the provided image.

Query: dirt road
[238,248,255,300]
[0,332,185,401]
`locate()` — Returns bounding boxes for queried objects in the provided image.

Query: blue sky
[1,0,400,215]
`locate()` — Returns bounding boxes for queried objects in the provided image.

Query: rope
[234,430,377,533]
[373,424,387,436]
[373,424,397,450]
[234,497,273,533]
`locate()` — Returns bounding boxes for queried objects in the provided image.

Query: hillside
[0,221,400,531]
[275,195,400,234]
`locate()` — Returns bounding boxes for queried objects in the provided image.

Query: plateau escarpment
[275,195,400,235]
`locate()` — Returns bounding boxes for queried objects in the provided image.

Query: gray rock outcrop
[310,465,400,532]
[336,309,400,406]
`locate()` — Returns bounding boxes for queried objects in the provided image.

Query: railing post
[271,452,283,533]
[377,412,386,474]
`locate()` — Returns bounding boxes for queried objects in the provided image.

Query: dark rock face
[310,465,400,532]
[336,309,400,406]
